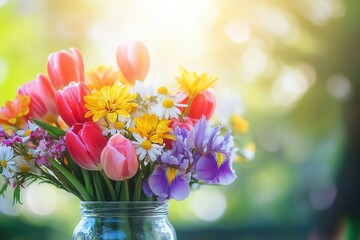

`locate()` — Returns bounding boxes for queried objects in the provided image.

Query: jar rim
[79,201,169,217]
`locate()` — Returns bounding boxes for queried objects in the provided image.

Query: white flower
[0,145,17,178]
[133,80,154,100]
[13,156,41,175]
[102,118,132,136]
[132,134,163,162]
[16,121,39,142]
[152,94,187,119]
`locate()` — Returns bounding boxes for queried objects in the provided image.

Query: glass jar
[73,201,176,240]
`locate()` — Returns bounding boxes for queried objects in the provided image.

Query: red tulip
[66,122,107,171]
[183,90,216,120]
[55,82,90,127]
[47,48,85,89]
[101,133,138,181]
[17,74,58,123]
[116,41,150,85]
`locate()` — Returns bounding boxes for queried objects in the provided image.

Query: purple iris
[190,117,237,185]
[143,128,193,201]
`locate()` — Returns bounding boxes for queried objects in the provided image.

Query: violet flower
[144,128,193,201]
[190,117,237,185]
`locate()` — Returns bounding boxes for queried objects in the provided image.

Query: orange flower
[0,94,30,130]
[86,65,127,91]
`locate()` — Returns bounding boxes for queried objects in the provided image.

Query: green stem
[47,157,91,201]
[92,171,105,201]
[120,180,129,201]
[100,171,116,201]
[82,169,94,200]
[115,181,122,200]
[183,96,194,116]
[133,172,144,201]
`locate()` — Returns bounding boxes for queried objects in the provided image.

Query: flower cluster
[0,41,253,202]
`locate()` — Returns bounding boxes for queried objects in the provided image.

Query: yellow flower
[231,114,249,134]
[129,113,175,145]
[176,66,217,97]
[0,94,30,130]
[84,83,137,123]
[86,65,128,91]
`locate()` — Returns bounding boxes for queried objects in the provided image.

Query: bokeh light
[1,0,360,239]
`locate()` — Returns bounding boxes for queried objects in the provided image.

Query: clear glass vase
[73,201,176,240]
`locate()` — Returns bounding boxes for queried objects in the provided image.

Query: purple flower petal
[170,174,190,200]
[195,154,217,181]
[148,167,169,197]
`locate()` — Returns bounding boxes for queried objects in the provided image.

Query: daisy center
[25,129,32,137]
[141,140,152,150]
[158,86,168,95]
[1,159,7,168]
[20,165,30,172]
[162,99,174,109]
[114,121,125,130]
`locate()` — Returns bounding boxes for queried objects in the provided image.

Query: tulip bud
[55,82,90,127]
[183,90,216,120]
[101,133,138,181]
[116,41,150,85]
[17,74,58,123]
[47,48,85,89]
[66,122,107,171]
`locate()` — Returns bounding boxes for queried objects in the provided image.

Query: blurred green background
[1,0,359,239]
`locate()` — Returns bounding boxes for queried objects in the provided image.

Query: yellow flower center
[141,140,152,150]
[162,99,174,109]
[20,165,30,172]
[158,86,169,95]
[84,83,138,123]
[114,121,125,130]
[25,129,32,137]
[1,159,7,168]
[166,168,178,184]
[216,152,225,168]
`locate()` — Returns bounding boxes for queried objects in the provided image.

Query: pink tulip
[101,133,138,181]
[55,82,90,127]
[66,122,107,171]
[116,41,150,84]
[47,48,85,89]
[17,74,58,123]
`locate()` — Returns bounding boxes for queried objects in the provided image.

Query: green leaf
[31,118,66,138]
[47,156,91,201]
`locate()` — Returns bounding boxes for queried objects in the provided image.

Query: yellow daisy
[84,83,138,123]
[175,66,217,98]
[129,113,175,145]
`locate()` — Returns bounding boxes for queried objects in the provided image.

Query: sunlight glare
[191,187,227,222]
[25,184,58,216]
[241,46,268,78]
[327,74,352,101]
[272,65,315,107]
[225,19,251,44]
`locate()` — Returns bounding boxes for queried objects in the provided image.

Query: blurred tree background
[0,0,359,239]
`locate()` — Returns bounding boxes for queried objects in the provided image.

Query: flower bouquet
[0,41,253,239]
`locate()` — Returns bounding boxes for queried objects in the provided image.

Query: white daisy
[0,145,17,178]
[102,117,132,136]
[16,121,39,142]
[131,81,155,116]
[132,134,163,162]
[13,156,41,175]
[152,94,187,120]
